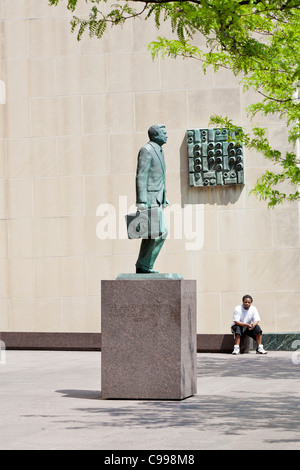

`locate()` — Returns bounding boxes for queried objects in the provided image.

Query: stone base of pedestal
[101,278,197,400]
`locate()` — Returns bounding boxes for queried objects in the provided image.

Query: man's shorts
[231,324,262,339]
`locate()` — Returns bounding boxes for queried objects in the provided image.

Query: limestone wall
[0,0,299,335]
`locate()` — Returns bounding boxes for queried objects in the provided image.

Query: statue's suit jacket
[136,141,167,207]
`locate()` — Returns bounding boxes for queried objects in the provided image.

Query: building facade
[0,0,299,346]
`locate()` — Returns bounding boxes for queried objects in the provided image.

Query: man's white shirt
[232,305,261,327]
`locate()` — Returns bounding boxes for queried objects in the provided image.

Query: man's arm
[234,320,252,328]
[247,306,260,329]
[136,146,152,206]
[234,320,259,329]
[249,320,259,329]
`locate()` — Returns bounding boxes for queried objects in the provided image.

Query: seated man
[231,295,267,355]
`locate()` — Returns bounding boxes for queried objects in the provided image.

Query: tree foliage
[48,0,300,206]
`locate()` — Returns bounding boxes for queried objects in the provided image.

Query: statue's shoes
[136,266,159,274]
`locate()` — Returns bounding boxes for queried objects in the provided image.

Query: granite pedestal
[101,276,197,400]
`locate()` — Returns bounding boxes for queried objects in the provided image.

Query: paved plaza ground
[0,349,299,450]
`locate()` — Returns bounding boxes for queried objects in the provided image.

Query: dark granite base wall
[197,334,250,353]
[0,332,102,351]
[0,332,235,353]
[1,332,299,352]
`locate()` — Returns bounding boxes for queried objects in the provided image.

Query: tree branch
[257,90,298,103]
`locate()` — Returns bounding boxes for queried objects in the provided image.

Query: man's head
[242,295,253,310]
[148,124,168,146]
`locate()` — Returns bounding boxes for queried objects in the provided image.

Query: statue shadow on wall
[179,135,245,208]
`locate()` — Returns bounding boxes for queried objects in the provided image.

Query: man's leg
[232,325,243,354]
[256,331,262,347]
[245,325,267,354]
[234,334,241,346]
[136,235,166,272]
[136,207,168,273]
[252,326,267,354]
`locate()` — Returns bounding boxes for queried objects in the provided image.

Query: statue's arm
[136,146,152,206]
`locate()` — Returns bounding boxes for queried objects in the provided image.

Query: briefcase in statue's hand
[125,206,161,239]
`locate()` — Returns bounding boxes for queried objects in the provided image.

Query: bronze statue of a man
[135,124,169,273]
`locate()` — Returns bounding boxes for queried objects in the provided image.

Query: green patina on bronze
[187,128,245,187]
[129,124,169,274]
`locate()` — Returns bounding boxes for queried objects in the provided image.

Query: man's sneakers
[232,345,240,355]
[256,344,267,355]
[232,344,267,355]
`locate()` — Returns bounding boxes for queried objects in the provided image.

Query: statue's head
[148,124,168,146]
